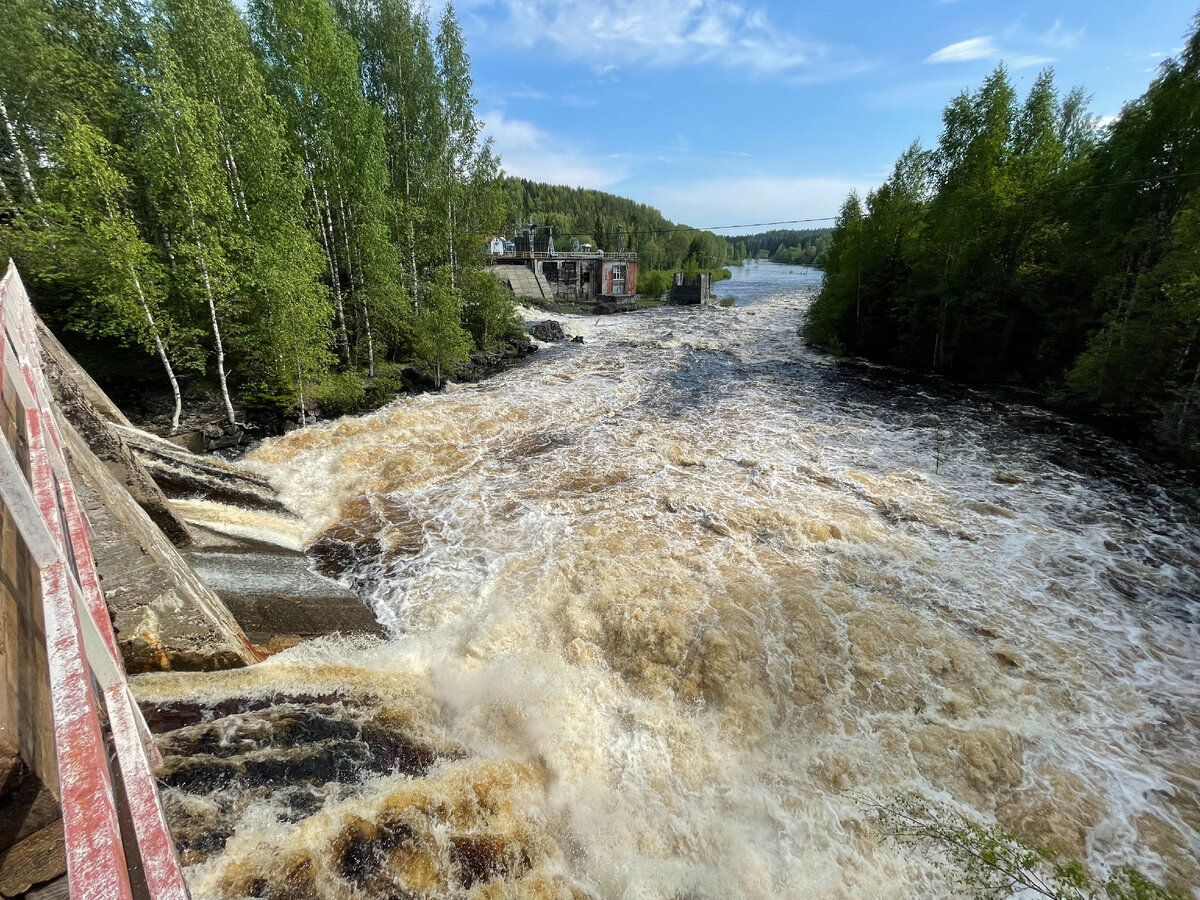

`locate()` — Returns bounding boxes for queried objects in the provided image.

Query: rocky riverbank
[43,312,592,673]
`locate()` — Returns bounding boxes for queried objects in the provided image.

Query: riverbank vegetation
[806,20,1200,464]
[0,0,519,431]
[868,794,1182,900]
[637,263,733,299]
[725,228,832,266]
[503,177,738,272]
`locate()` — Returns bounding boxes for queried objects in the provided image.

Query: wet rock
[571,335,585,344]
[995,470,1026,484]
[155,703,441,794]
[306,496,425,582]
[914,414,942,428]
[529,320,565,342]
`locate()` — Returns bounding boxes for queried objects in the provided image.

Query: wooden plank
[27,407,132,900]
[0,776,60,853]
[23,875,69,900]
[2,261,188,899]
[0,742,21,798]
[0,819,65,898]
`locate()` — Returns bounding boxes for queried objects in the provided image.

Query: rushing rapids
[132,263,1200,899]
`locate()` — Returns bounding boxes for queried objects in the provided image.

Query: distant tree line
[502,177,736,272]
[0,0,517,430]
[806,19,1200,464]
[724,228,832,265]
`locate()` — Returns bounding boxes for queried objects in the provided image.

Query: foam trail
[136,264,1200,899]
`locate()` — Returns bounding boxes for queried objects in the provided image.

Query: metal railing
[0,260,188,900]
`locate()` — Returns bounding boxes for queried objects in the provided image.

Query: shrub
[309,372,366,417]
[865,793,1182,900]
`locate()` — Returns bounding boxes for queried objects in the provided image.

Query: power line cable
[486,169,1200,241]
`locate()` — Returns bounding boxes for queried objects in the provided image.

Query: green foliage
[412,267,472,387]
[637,266,730,299]
[638,269,672,298]
[308,371,367,416]
[501,177,735,271]
[867,793,1181,900]
[726,228,832,265]
[460,268,521,350]
[802,33,1200,463]
[0,0,509,424]
[362,359,410,408]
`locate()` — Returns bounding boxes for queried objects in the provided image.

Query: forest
[0,0,516,430]
[805,21,1200,464]
[724,228,832,265]
[502,177,737,272]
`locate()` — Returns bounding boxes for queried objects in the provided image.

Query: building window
[612,264,626,295]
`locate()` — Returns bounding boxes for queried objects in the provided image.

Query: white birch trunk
[95,179,184,433]
[0,96,42,207]
[334,184,376,377]
[320,177,353,364]
[446,155,457,293]
[131,267,183,432]
[306,165,351,364]
[170,130,237,428]
[399,90,420,309]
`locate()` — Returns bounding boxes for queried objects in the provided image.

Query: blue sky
[450,0,1197,233]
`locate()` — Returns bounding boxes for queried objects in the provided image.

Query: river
[133,262,1200,899]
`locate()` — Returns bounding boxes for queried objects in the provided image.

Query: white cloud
[651,176,875,228]
[1040,20,1084,50]
[483,0,832,75]
[926,37,999,64]
[481,110,626,189]
[1009,53,1057,68]
[925,35,1057,69]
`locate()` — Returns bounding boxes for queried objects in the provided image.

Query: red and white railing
[0,260,188,899]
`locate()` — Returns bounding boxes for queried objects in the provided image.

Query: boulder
[529,320,565,342]
[914,414,942,428]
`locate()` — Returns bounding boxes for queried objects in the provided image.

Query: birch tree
[154,0,333,409]
[46,115,199,430]
[135,35,240,426]
[250,0,400,375]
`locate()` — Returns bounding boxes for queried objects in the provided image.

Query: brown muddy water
[134,263,1200,899]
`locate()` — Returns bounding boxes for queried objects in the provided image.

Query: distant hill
[501,177,734,270]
